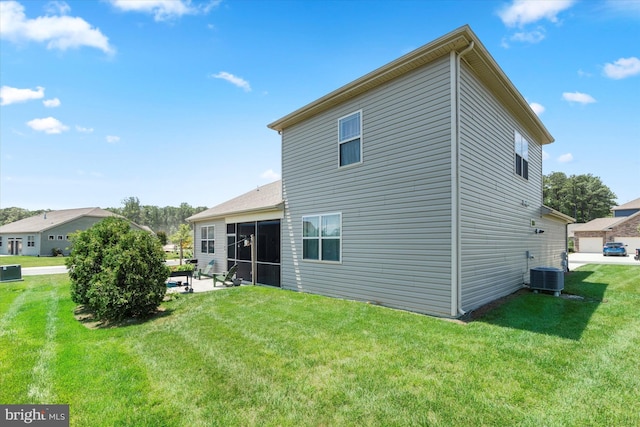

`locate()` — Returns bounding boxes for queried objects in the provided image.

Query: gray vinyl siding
[42,217,120,256]
[193,220,227,275]
[282,56,454,316]
[458,63,545,311]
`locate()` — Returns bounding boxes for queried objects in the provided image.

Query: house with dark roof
[186,181,283,286]
[0,207,144,256]
[192,26,573,318]
[574,197,640,253]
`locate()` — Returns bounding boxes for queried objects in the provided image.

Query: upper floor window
[302,213,341,262]
[514,131,529,180]
[201,225,215,254]
[339,111,362,167]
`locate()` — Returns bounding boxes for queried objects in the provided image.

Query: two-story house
[190,25,572,318]
[266,25,572,317]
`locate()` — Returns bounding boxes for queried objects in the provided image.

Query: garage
[578,237,603,253]
[616,237,640,254]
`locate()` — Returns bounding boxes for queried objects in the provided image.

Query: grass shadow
[74,305,174,329]
[473,270,607,341]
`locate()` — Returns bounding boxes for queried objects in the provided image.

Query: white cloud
[510,27,546,44]
[45,1,71,16]
[498,0,576,27]
[261,169,281,181]
[542,150,550,161]
[562,92,596,104]
[0,0,114,54]
[43,97,61,107]
[603,57,640,80]
[529,102,545,115]
[106,135,120,143]
[75,125,93,133]
[26,116,69,134]
[0,85,45,105]
[108,0,220,22]
[211,71,252,92]
[557,153,573,163]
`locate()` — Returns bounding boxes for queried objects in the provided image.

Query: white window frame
[48,235,55,240]
[27,235,35,247]
[514,130,529,180]
[200,225,215,254]
[338,110,362,167]
[302,213,342,263]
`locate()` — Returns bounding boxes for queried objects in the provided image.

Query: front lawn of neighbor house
[0,255,68,268]
[1,265,638,426]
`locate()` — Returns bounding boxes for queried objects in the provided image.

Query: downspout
[450,41,475,317]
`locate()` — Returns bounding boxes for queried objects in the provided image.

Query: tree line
[0,197,208,234]
[1,175,618,231]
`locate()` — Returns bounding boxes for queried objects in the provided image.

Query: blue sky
[1,0,638,211]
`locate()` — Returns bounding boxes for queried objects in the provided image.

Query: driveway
[569,252,639,270]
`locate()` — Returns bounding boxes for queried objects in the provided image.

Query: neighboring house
[0,207,143,256]
[574,197,640,253]
[612,197,640,218]
[187,181,283,287]
[265,25,573,318]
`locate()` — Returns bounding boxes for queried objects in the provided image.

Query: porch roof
[187,180,283,222]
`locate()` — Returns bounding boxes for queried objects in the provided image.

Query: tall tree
[543,172,616,223]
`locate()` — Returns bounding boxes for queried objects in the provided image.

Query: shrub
[66,217,170,321]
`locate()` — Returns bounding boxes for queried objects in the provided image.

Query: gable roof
[187,180,283,222]
[573,211,640,232]
[613,197,640,211]
[267,25,553,146]
[0,207,118,234]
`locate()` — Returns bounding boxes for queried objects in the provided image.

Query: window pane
[322,239,340,261]
[322,214,341,237]
[226,223,236,234]
[515,154,522,176]
[523,159,529,180]
[339,112,360,141]
[303,239,319,260]
[201,241,208,253]
[522,139,528,160]
[208,240,215,253]
[303,217,319,237]
[201,227,207,239]
[340,139,361,166]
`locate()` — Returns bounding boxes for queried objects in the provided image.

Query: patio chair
[197,260,215,279]
[213,264,239,287]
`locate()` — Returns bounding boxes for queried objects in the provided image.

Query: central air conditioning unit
[0,264,23,282]
[529,267,564,296]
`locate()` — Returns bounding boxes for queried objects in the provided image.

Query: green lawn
[0,255,67,268]
[1,265,639,426]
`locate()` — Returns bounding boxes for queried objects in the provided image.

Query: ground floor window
[302,213,341,262]
[27,236,35,247]
[200,225,215,254]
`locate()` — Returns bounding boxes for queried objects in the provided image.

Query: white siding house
[268,25,573,318]
[187,181,284,286]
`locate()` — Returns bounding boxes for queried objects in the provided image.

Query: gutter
[450,41,475,318]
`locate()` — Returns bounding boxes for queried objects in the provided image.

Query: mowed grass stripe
[0,278,54,402]
[27,287,60,403]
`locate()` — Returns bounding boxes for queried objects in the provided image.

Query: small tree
[170,223,193,264]
[66,217,170,321]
